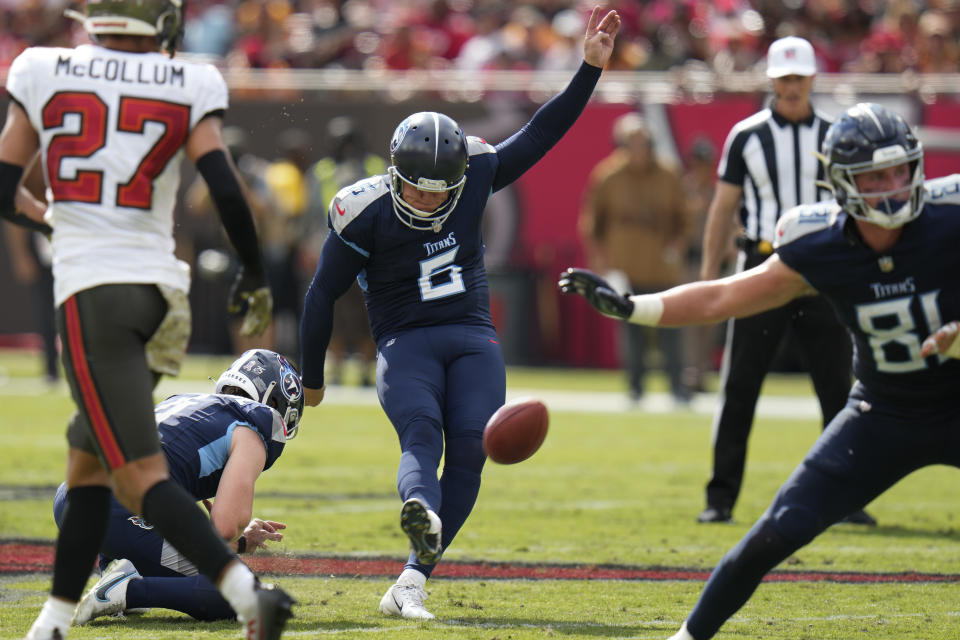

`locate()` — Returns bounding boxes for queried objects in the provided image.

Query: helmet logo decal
[390,121,411,154]
[281,371,302,401]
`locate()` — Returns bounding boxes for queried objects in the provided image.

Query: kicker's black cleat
[400,498,442,565]
[244,583,295,640]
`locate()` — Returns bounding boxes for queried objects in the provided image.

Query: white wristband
[628,294,664,326]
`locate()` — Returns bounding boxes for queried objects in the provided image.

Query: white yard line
[0,376,820,420]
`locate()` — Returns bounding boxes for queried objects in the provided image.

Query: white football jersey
[6,44,229,305]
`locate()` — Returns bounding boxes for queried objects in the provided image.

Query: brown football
[483,397,549,464]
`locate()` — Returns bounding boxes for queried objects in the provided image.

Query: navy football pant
[53,483,234,621]
[376,324,505,575]
[686,384,959,639]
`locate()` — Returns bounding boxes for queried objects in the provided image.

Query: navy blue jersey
[301,62,602,388]
[154,393,286,500]
[328,139,499,341]
[775,175,960,404]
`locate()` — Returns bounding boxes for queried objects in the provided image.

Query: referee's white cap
[765,36,817,78]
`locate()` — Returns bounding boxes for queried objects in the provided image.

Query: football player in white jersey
[0,2,292,639]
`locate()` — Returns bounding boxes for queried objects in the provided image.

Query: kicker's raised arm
[491,7,620,191]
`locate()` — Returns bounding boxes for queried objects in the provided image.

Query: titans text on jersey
[774,174,960,403]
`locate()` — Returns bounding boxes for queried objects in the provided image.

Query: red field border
[3,539,958,584]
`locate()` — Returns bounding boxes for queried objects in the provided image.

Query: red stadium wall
[1,96,958,369]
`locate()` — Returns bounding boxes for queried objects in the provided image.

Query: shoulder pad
[467,136,496,157]
[774,202,839,249]
[924,174,960,205]
[330,174,387,235]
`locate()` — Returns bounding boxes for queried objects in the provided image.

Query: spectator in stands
[578,112,691,406]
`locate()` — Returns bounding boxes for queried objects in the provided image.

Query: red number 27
[42,91,189,209]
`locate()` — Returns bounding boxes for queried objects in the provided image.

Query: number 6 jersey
[6,44,228,305]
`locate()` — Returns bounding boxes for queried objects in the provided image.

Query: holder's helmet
[821,103,925,229]
[67,0,185,55]
[215,349,304,440]
[388,112,468,232]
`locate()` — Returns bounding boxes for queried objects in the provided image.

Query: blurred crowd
[2,0,959,75]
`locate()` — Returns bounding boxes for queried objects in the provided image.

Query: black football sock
[52,485,111,601]
[140,480,235,582]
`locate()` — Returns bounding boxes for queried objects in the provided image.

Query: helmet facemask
[828,146,925,230]
[389,166,466,233]
[388,112,469,233]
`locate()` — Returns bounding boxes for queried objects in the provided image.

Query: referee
[696,36,874,526]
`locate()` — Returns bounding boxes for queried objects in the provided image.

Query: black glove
[228,266,273,336]
[557,268,634,320]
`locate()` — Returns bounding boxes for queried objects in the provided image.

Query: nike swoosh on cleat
[392,593,404,612]
[95,574,130,602]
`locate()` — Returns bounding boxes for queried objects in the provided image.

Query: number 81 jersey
[775,175,960,405]
[6,44,228,305]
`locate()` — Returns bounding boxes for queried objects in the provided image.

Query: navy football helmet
[821,102,924,229]
[66,0,185,55]
[388,112,468,232]
[215,349,304,439]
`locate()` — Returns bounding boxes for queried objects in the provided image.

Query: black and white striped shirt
[717,106,832,244]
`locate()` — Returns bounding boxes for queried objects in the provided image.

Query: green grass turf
[1,349,959,639]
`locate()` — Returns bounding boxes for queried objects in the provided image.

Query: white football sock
[218,561,257,622]
[26,596,74,639]
[397,568,427,588]
[668,620,695,640]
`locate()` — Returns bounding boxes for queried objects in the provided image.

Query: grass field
[2,348,960,639]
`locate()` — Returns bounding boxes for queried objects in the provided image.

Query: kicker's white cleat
[378,582,435,620]
[72,558,141,626]
[400,498,442,564]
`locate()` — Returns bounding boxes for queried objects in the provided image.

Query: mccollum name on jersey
[54,53,185,87]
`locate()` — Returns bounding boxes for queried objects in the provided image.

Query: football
[483,397,549,464]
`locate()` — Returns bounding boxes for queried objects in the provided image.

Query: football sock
[26,597,74,639]
[127,575,235,621]
[218,561,258,622]
[397,568,427,588]
[140,480,235,581]
[52,485,111,601]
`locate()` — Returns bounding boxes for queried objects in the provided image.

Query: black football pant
[705,250,852,512]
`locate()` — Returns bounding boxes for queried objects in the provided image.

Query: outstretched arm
[559,255,814,327]
[492,7,620,191]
